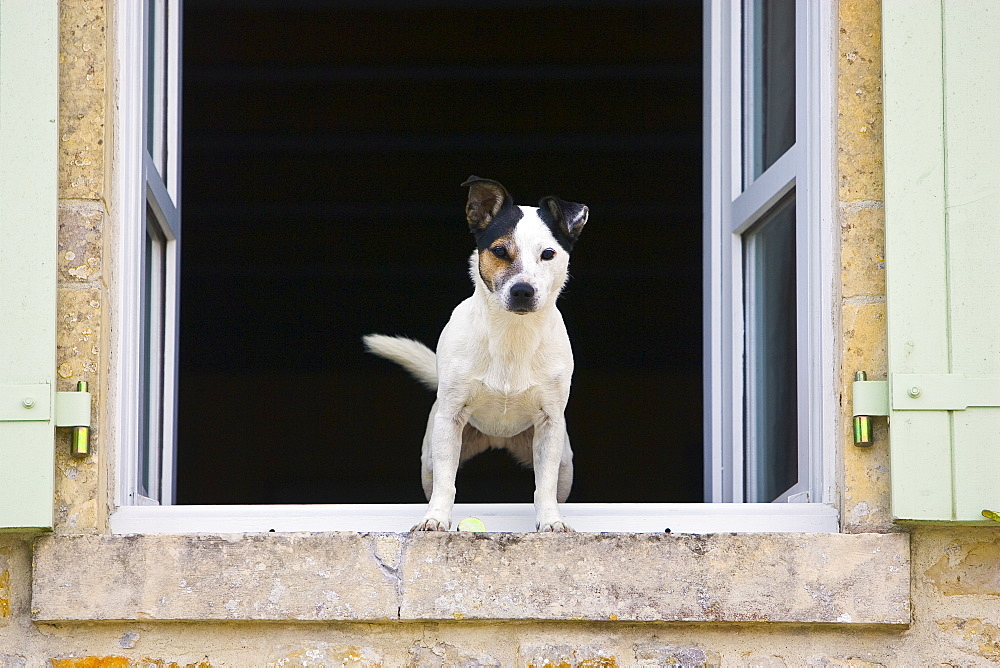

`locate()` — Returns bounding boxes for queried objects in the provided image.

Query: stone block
[269,643,383,667]
[59,0,107,199]
[410,641,501,667]
[634,642,720,667]
[519,643,617,668]
[841,301,893,533]
[840,203,885,300]
[33,532,910,624]
[53,283,103,533]
[58,201,104,284]
[922,534,1000,597]
[935,617,1000,661]
[32,534,401,621]
[56,286,102,385]
[400,532,909,623]
[838,0,884,203]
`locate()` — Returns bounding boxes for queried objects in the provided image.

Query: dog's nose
[508,282,536,311]
[510,282,534,300]
[510,281,535,301]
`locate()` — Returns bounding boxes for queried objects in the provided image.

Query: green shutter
[0,1,59,531]
[883,1,1000,523]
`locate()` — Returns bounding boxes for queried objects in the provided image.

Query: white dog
[364,176,588,532]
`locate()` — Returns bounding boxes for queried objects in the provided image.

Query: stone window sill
[32,532,910,624]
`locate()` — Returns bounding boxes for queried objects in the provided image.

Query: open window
[112,0,837,533]
[704,0,835,505]
[114,0,181,506]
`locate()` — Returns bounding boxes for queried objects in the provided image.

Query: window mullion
[796,0,835,502]
[734,0,804,504]
[731,144,797,234]
[145,154,179,240]
[706,0,747,503]
[793,0,812,503]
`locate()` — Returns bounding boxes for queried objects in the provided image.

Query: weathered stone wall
[53,0,107,538]
[2,0,1000,665]
[839,0,892,537]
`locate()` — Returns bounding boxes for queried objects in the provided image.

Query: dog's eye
[491,246,508,259]
[540,248,556,261]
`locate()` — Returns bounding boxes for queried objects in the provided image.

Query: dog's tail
[363,334,438,391]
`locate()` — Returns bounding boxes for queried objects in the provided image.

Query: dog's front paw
[411,518,450,532]
[537,521,574,532]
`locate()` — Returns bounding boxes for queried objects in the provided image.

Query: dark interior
[178,0,703,505]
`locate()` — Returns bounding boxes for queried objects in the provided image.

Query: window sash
[703,0,835,504]
[115,0,181,507]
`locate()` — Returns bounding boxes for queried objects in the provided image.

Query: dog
[363,176,588,532]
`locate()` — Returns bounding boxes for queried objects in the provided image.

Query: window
[175,2,704,509]
[704,0,835,504]
[112,1,837,533]
[114,0,181,506]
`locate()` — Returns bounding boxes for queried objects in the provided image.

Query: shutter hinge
[853,371,1000,446]
[892,373,1000,411]
[55,381,92,457]
[0,381,91,456]
[0,383,52,421]
[852,371,889,446]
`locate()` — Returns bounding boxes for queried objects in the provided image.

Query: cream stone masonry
[32,532,910,624]
[839,0,892,536]
[54,0,108,538]
[9,0,1000,663]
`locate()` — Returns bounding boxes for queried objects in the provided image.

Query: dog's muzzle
[507,281,536,313]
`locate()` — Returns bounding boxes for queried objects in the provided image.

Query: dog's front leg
[412,408,465,531]
[533,414,574,532]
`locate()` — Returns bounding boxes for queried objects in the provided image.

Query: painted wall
[2,1,999,665]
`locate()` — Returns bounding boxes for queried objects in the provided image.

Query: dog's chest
[465,380,544,437]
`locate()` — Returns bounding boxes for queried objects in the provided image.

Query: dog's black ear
[462,176,510,232]
[540,196,589,242]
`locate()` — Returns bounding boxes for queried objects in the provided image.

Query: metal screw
[908,386,921,398]
[22,397,35,408]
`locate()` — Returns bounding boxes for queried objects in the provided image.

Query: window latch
[852,371,888,446]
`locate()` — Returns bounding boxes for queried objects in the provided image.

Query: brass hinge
[55,381,92,457]
[852,371,889,446]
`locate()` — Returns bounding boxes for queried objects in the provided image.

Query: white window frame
[113,0,182,507]
[110,1,838,533]
[704,0,837,505]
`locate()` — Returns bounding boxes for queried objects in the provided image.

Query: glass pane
[141,207,167,501]
[146,0,167,173]
[743,193,797,502]
[745,0,795,180]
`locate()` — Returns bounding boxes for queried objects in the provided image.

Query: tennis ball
[457,517,486,532]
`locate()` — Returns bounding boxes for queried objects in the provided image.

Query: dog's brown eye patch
[478,235,518,292]
[540,248,556,261]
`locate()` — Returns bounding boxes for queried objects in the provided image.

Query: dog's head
[462,176,588,314]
